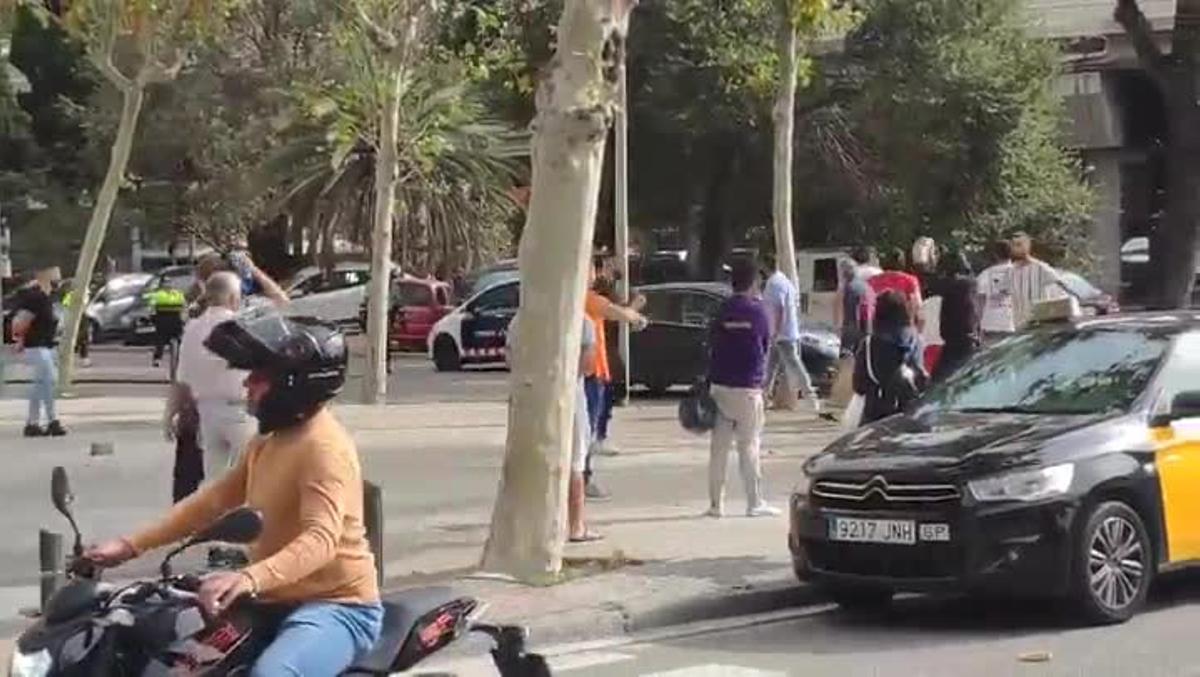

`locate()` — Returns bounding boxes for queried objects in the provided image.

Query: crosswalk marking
[640,666,786,677]
[415,654,781,676]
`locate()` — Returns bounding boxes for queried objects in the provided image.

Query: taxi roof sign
[1031,296,1082,324]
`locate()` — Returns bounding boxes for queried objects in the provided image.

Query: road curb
[505,579,827,647]
[621,580,826,635]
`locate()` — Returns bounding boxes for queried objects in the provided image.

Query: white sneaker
[747,504,783,517]
[705,505,724,518]
[596,440,621,457]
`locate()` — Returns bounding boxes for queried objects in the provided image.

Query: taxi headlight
[968,463,1074,503]
[10,648,52,677]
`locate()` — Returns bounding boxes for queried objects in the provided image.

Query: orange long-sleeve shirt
[129,408,378,605]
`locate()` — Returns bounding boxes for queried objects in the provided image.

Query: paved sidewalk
[0,395,840,649]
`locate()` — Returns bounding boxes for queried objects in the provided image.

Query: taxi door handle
[1162,453,1184,463]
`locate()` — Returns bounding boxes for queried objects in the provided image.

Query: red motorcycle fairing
[140,606,260,676]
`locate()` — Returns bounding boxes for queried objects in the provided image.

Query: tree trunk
[364,68,403,404]
[481,0,629,580]
[1154,5,1200,308]
[1155,90,1200,308]
[59,85,145,388]
[1116,0,1200,308]
[772,6,801,288]
[698,135,738,280]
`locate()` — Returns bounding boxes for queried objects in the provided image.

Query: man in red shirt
[868,248,923,331]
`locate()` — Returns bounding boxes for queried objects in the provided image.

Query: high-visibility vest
[146,288,186,311]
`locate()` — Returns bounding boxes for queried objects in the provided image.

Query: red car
[360,277,454,353]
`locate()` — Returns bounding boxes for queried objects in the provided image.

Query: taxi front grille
[807,541,962,579]
[811,477,961,510]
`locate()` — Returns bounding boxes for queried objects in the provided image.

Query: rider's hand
[632,314,649,332]
[83,538,136,568]
[198,571,254,617]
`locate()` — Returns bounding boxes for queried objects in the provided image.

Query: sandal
[568,530,605,543]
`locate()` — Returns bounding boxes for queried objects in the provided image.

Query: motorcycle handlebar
[66,556,98,579]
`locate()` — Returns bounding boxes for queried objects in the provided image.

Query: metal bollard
[39,530,63,612]
[363,481,384,586]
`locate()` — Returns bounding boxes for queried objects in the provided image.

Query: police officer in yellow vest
[147,286,186,367]
[61,287,92,367]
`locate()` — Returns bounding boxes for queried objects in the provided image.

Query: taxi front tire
[1073,501,1153,625]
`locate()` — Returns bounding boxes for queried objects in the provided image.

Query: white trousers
[709,385,766,510]
[197,400,255,482]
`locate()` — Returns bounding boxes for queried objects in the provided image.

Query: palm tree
[261,64,527,273]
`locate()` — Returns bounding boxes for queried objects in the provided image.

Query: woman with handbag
[854,290,928,425]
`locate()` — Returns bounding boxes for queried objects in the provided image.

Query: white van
[795,247,853,326]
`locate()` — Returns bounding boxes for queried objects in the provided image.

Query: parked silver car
[85,273,153,342]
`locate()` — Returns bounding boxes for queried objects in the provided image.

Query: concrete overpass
[1032,0,1177,298]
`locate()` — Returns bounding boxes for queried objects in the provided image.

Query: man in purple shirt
[706,259,781,518]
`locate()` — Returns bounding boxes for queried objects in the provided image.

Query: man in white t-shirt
[1009,231,1065,329]
[977,240,1016,339]
[170,272,255,481]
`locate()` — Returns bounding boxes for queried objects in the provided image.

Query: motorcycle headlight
[968,463,1074,503]
[10,648,51,677]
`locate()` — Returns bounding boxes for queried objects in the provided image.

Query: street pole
[0,212,9,399]
[615,36,631,406]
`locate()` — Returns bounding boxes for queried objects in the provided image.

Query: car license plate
[828,517,916,545]
[920,523,951,542]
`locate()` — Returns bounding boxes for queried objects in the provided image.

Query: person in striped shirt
[1009,231,1065,329]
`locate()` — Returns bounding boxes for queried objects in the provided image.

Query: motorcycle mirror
[160,508,262,579]
[51,467,84,557]
[189,508,263,547]
[51,466,73,519]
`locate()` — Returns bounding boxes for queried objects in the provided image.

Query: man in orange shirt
[584,256,647,500]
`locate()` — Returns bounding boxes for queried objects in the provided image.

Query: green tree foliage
[823,0,1093,262]
[263,11,526,272]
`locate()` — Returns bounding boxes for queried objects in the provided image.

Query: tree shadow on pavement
[631,555,794,587]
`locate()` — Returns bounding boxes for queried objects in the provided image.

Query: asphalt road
[3,345,516,402]
[0,347,823,633]
[429,576,1200,676]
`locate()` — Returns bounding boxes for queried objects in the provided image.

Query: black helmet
[678,380,719,434]
[204,312,346,433]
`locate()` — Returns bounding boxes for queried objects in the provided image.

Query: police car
[791,304,1200,624]
[427,279,518,371]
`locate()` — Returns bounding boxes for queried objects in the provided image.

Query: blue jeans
[764,340,816,398]
[597,382,615,441]
[583,377,606,480]
[252,602,383,677]
[25,347,57,425]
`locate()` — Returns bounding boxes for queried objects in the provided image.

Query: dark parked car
[791,311,1200,624]
[616,282,840,395]
[428,279,840,394]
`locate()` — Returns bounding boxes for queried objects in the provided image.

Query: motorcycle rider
[84,312,382,676]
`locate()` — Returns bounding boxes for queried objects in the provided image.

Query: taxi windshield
[917,328,1171,416]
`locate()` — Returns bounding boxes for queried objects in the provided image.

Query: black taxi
[791,310,1200,624]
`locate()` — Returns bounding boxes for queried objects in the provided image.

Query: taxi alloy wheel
[1076,501,1152,624]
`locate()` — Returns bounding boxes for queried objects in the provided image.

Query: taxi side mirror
[1153,391,1200,427]
[1171,392,1200,421]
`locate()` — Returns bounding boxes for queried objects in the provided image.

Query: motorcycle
[10,467,552,677]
